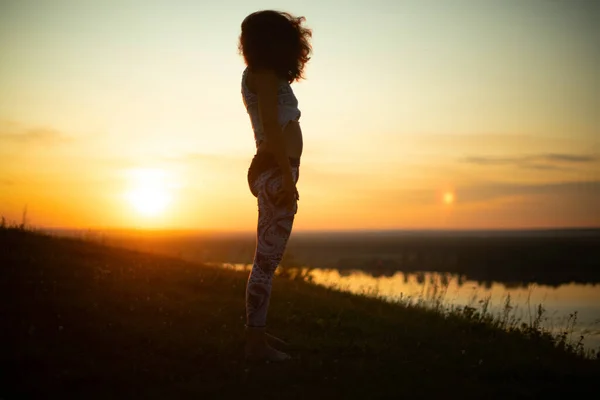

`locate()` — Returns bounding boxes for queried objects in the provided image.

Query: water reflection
[219,263,600,351]
[311,269,600,351]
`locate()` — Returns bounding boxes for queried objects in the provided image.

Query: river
[221,263,600,353]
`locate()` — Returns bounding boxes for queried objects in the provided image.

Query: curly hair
[238,10,312,83]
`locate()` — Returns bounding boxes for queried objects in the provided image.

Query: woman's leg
[246,166,299,328]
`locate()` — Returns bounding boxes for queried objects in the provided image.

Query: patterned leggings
[246,152,300,327]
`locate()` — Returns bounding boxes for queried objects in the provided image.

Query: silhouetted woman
[239,10,312,361]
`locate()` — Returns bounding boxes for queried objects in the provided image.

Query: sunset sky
[1,0,599,231]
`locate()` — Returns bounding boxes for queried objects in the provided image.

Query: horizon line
[37,226,600,234]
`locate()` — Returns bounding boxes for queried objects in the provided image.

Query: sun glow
[443,191,455,205]
[125,168,172,216]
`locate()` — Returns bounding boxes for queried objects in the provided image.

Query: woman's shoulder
[246,68,290,93]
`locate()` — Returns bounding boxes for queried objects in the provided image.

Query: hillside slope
[1,229,598,399]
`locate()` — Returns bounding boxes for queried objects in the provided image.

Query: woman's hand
[276,175,299,211]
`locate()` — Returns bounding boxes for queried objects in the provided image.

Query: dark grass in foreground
[1,229,598,399]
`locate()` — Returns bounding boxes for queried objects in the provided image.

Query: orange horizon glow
[1,1,599,231]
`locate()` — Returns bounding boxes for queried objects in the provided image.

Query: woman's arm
[253,70,295,187]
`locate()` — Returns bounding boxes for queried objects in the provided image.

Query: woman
[239,10,312,361]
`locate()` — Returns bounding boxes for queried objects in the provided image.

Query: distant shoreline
[38,226,600,239]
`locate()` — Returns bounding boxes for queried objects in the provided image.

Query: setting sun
[125,168,172,216]
[443,192,455,205]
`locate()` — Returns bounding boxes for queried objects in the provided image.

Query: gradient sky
[1,0,599,231]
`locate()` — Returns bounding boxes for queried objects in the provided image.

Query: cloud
[0,127,72,145]
[175,153,248,164]
[540,154,597,163]
[454,180,600,204]
[460,153,598,171]
[158,152,251,170]
[0,179,14,186]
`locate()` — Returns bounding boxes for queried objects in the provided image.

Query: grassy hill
[1,228,598,399]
